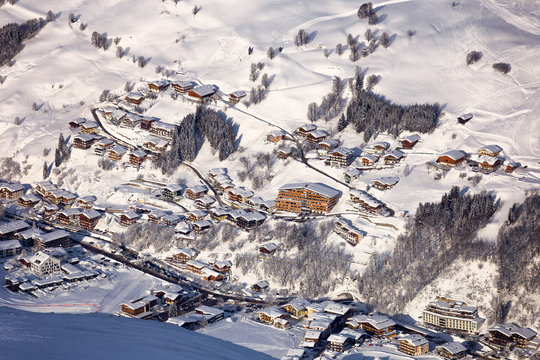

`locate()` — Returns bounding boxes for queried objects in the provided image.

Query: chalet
[319,139,340,153]
[477,156,503,171]
[77,196,97,210]
[303,330,323,347]
[327,334,351,352]
[125,92,145,105]
[56,208,82,226]
[328,148,354,168]
[278,146,293,159]
[479,145,503,157]
[35,181,57,197]
[228,187,254,203]
[209,208,229,223]
[358,153,379,167]
[347,314,396,337]
[150,121,175,139]
[79,209,100,230]
[17,228,43,248]
[295,124,317,137]
[202,267,224,281]
[373,176,400,190]
[192,220,212,234]
[436,342,468,359]
[208,168,227,179]
[109,109,127,125]
[120,211,139,227]
[148,209,165,223]
[187,84,216,103]
[171,80,195,93]
[334,219,364,246]
[400,134,421,149]
[122,113,142,128]
[0,220,30,239]
[167,315,200,330]
[73,133,96,149]
[188,209,207,222]
[400,334,429,356]
[257,307,286,326]
[18,193,41,207]
[437,150,468,166]
[260,200,275,212]
[267,129,287,143]
[283,298,311,319]
[162,214,183,227]
[364,141,390,154]
[195,305,224,323]
[185,185,208,200]
[94,138,114,155]
[80,121,99,134]
[108,145,128,161]
[0,183,24,200]
[505,161,518,173]
[43,203,58,216]
[172,248,199,263]
[458,113,473,124]
[47,189,77,205]
[147,80,169,92]
[129,150,147,167]
[195,195,215,210]
[259,242,277,255]
[121,298,153,317]
[383,149,404,165]
[488,323,537,349]
[35,230,70,249]
[343,168,361,183]
[174,222,192,240]
[306,129,328,143]
[162,184,183,202]
[164,292,183,305]
[101,107,116,119]
[252,280,269,292]
[276,182,340,214]
[186,259,208,274]
[339,328,366,344]
[274,318,291,329]
[69,118,86,128]
[0,240,21,258]
[140,117,157,131]
[30,252,61,276]
[143,137,168,153]
[228,90,246,104]
[225,209,265,231]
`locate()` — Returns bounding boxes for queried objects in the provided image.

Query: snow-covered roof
[331,147,354,156]
[177,248,198,258]
[81,209,101,220]
[58,208,82,217]
[36,181,57,192]
[186,259,209,269]
[172,80,195,88]
[459,113,473,120]
[257,307,283,319]
[284,298,311,312]
[189,209,207,218]
[269,129,286,137]
[0,239,21,251]
[323,301,352,316]
[30,251,57,265]
[400,134,421,143]
[260,243,277,252]
[254,280,269,289]
[0,182,23,192]
[36,230,70,245]
[111,108,127,119]
[384,149,404,159]
[479,144,502,154]
[340,327,366,340]
[196,305,223,317]
[19,193,40,203]
[319,138,340,149]
[477,155,502,166]
[71,117,86,125]
[209,168,227,176]
[163,184,183,193]
[61,263,81,274]
[187,185,208,194]
[297,123,317,132]
[78,195,97,204]
[193,219,213,228]
[196,195,215,205]
[344,168,361,177]
[122,211,139,220]
[279,182,340,198]
[304,330,322,340]
[400,334,428,347]
[126,92,145,100]
[348,314,395,329]
[148,79,169,87]
[307,129,328,139]
[152,121,176,131]
[372,141,390,149]
[436,342,467,355]
[489,323,537,340]
[440,150,467,160]
[82,120,98,129]
[74,133,95,142]
[110,145,128,155]
[191,84,215,97]
[229,90,246,98]
[328,334,348,344]
[374,176,400,186]
[212,260,232,268]
[229,187,254,198]
[360,154,379,162]
[130,150,147,158]
[0,220,30,235]
[18,227,44,240]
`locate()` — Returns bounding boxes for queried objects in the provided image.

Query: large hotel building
[422,297,484,333]
[275,182,340,213]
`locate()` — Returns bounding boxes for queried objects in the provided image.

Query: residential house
[47,189,77,205]
[257,307,287,326]
[80,121,99,134]
[275,182,340,213]
[195,195,215,210]
[69,117,86,129]
[195,305,224,323]
[188,209,207,221]
[79,209,100,230]
[162,214,183,227]
[478,145,503,157]
[228,187,254,203]
[122,113,142,128]
[212,260,232,274]
[347,314,396,337]
[283,298,311,319]
[150,121,175,139]
[147,80,169,92]
[259,242,277,255]
[358,153,379,167]
[400,134,421,149]
[94,138,115,155]
[162,184,183,202]
[319,139,340,155]
[399,334,429,356]
[34,181,57,197]
[185,185,208,200]
[364,141,390,154]
[108,145,128,161]
[192,220,212,234]
[30,252,61,276]
[125,92,145,105]
[334,219,364,246]
[171,80,195,93]
[120,211,139,227]
[18,193,40,207]
[327,334,351,352]
[458,113,473,124]
[129,150,147,167]
[343,168,361,183]
[186,260,208,274]
[172,248,199,263]
[252,280,269,292]
[0,220,30,239]
[143,137,169,153]
[437,150,468,166]
[267,129,287,143]
[328,148,354,168]
[56,208,82,226]
[278,146,293,159]
[373,176,400,190]
[35,230,70,249]
[488,323,537,349]
[0,183,23,200]
[0,239,22,258]
[505,161,518,173]
[383,149,404,165]
[140,117,157,131]
[436,342,468,359]
[295,124,317,137]
[77,195,97,209]
[305,129,328,143]
[187,84,216,103]
[477,156,503,171]
[73,133,97,149]
[228,90,246,104]
[202,267,224,281]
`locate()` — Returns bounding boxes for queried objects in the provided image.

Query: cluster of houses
[0,220,71,253]
[165,248,232,282]
[436,145,517,173]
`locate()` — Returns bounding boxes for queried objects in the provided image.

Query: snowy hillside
[0,307,273,360]
[0,0,539,333]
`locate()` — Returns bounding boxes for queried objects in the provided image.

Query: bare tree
[307,102,318,123]
[267,47,275,59]
[323,48,330,59]
[335,43,344,55]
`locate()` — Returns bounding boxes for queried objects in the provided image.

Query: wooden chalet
[458,113,473,124]
[373,176,399,190]
[121,298,152,317]
[192,220,212,234]
[383,149,404,165]
[295,124,317,137]
[327,334,351,353]
[0,183,23,200]
[436,342,468,359]
[228,90,246,104]
[225,209,265,231]
[259,242,277,255]
[56,208,82,226]
[120,211,139,227]
[185,185,208,200]
[437,150,467,166]
[228,187,254,203]
[34,181,57,197]
[140,117,157,130]
[277,146,293,159]
[94,138,114,155]
[43,203,59,216]
[257,307,287,326]
[188,209,207,222]
[252,280,269,292]
[478,144,503,157]
[343,168,361,183]
[147,80,169,92]
[334,219,363,246]
[35,230,71,249]
[150,121,175,140]
[122,113,142,128]
[47,189,77,205]
[267,129,286,143]
[212,260,232,274]
[477,156,503,171]
[164,292,183,305]
[18,193,41,207]
[400,134,421,149]
[488,323,537,349]
[172,248,199,263]
[347,314,396,337]
[69,118,86,129]
[108,145,128,161]
[202,268,224,281]
[359,153,379,167]
[77,195,97,209]
[283,298,311,319]
[186,260,208,274]
[195,305,224,323]
[187,84,216,103]
[162,184,183,202]
[162,214,183,227]
[80,121,99,134]
[275,182,340,213]
[0,220,29,239]
[125,92,145,105]
[171,80,195,93]
[210,208,229,222]
[195,195,215,210]
[109,109,127,125]
[399,334,429,356]
[148,209,165,224]
[328,148,354,168]
[505,161,518,173]
[319,139,340,152]
[129,150,147,166]
[73,133,97,149]
[349,189,384,213]
[305,129,328,143]
[79,209,100,230]
[143,137,168,153]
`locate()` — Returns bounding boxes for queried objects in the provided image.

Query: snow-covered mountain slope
[0,307,273,360]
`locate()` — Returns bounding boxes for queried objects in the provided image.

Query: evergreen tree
[54,148,62,167]
[42,161,49,179]
[337,114,349,132]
